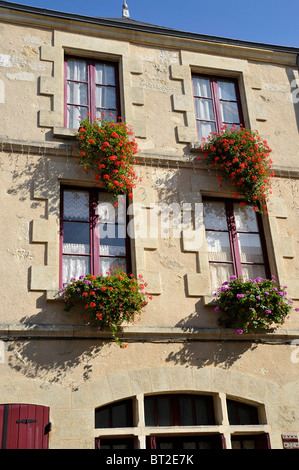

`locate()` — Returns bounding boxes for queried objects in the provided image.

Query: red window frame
[64,56,120,127]
[203,197,270,282]
[192,74,244,139]
[59,186,131,288]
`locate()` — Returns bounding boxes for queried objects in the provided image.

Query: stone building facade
[0,1,298,449]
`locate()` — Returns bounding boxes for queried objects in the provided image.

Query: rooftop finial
[122,1,130,18]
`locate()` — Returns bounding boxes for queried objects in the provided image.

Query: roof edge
[0,1,298,55]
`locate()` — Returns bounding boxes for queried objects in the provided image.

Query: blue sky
[7,0,299,48]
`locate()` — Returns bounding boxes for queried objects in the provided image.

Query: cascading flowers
[75,114,141,200]
[198,125,274,214]
[63,268,152,348]
[214,275,297,334]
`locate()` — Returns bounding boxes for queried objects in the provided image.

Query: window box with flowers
[63,268,152,348]
[214,275,298,334]
[198,126,274,214]
[75,115,141,200]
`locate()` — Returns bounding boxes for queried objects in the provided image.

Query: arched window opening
[95,398,133,429]
[227,399,259,425]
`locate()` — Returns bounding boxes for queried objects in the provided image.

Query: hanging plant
[63,268,152,348]
[198,126,274,214]
[75,115,141,200]
[214,275,297,334]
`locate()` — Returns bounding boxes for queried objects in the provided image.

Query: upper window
[65,57,120,128]
[203,198,269,291]
[60,187,129,286]
[192,75,243,141]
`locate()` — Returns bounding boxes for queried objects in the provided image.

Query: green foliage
[63,269,152,348]
[215,275,293,333]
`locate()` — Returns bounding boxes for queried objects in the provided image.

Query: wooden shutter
[0,404,50,449]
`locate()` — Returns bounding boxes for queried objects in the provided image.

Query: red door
[0,404,50,449]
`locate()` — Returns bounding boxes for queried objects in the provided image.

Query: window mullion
[90,189,100,275]
[88,61,96,122]
[211,78,222,132]
[226,200,242,277]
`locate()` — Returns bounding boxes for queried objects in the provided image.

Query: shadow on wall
[165,311,258,369]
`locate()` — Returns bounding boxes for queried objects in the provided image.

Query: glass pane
[67,105,89,128]
[63,222,90,254]
[67,81,88,106]
[209,262,234,292]
[220,101,240,123]
[194,97,215,121]
[238,233,264,263]
[239,406,256,425]
[144,399,156,426]
[100,224,126,256]
[160,442,174,449]
[234,204,259,232]
[96,109,117,122]
[100,257,127,275]
[67,59,87,82]
[64,190,90,221]
[217,80,237,101]
[243,440,256,449]
[62,255,90,284]
[232,440,242,449]
[241,264,266,281]
[112,403,128,427]
[96,85,116,110]
[206,232,232,261]
[193,77,211,97]
[183,441,197,449]
[196,120,215,141]
[97,194,120,222]
[195,397,213,425]
[95,408,109,428]
[203,201,227,230]
[95,63,116,85]
[157,398,171,426]
[198,440,213,449]
[179,397,194,426]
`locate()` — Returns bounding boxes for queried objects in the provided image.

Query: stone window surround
[94,391,269,450]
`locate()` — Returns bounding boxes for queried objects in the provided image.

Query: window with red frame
[60,187,130,286]
[65,57,120,128]
[203,198,270,292]
[192,75,243,141]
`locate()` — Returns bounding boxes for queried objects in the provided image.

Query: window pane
[217,80,237,101]
[95,408,109,428]
[67,105,88,128]
[144,399,156,427]
[179,397,194,426]
[100,257,127,275]
[195,397,214,425]
[95,63,116,85]
[209,262,234,292]
[96,109,117,122]
[63,222,90,254]
[237,233,264,264]
[194,97,215,121]
[220,101,240,123]
[234,204,259,232]
[112,402,129,428]
[241,264,266,281]
[97,194,119,222]
[63,255,90,284]
[203,201,227,230]
[67,81,88,106]
[206,232,232,261]
[64,190,90,221]
[157,398,171,426]
[67,59,87,82]
[96,85,117,110]
[99,224,126,256]
[196,121,215,141]
[192,77,211,97]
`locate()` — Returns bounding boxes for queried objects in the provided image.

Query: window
[144,394,215,426]
[203,198,269,292]
[60,187,129,286]
[95,399,133,428]
[94,394,270,450]
[192,75,243,141]
[227,399,259,425]
[65,57,120,128]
